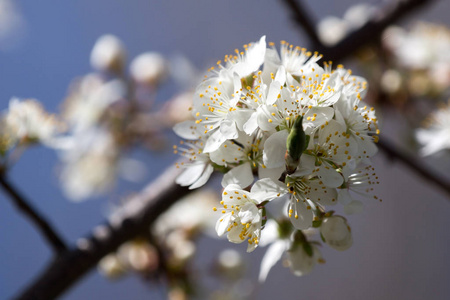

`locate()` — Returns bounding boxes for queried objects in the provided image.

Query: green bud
[286,116,308,162]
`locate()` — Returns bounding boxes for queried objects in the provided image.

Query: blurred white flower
[287,242,323,276]
[0,0,27,51]
[416,100,450,156]
[4,98,63,146]
[90,34,126,73]
[317,16,349,46]
[320,215,353,251]
[98,254,126,279]
[59,128,119,201]
[130,52,168,86]
[153,189,219,237]
[63,74,126,132]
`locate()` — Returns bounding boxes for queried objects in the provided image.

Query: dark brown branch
[14,165,192,300]
[377,138,450,199]
[283,0,433,62]
[0,174,67,253]
[281,0,321,46]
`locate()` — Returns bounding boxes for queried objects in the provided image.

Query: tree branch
[0,174,67,254]
[377,138,450,199]
[281,0,321,46]
[13,165,191,300]
[283,0,434,62]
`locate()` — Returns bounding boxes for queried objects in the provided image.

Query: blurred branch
[281,0,321,45]
[283,0,433,62]
[0,174,67,254]
[377,138,450,199]
[14,165,192,300]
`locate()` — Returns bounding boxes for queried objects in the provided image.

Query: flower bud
[130,52,168,86]
[320,216,352,251]
[90,34,126,74]
[285,116,308,173]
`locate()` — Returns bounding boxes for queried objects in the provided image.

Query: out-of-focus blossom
[320,215,353,251]
[380,69,402,94]
[117,240,159,273]
[130,52,168,86]
[4,98,63,146]
[63,74,126,132]
[153,189,219,236]
[98,253,127,279]
[383,22,450,94]
[217,248,244,279]
[0,0,27,51]
[90,34,126,74]
[416,100,450,156]
[317,17,349,46]
[59,128,119,201]
[287,240,324,276]
[317,3,375,46]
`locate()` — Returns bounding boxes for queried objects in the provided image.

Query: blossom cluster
[173,36,380,277]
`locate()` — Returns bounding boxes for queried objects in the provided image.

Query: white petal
[243,112,259,135]
[317,165,344,188]
[263,130,289,168]
[203,129,227,153]
[216,213,232,236]
[173,121,202,140]
[289,200,314,230]
[175,164,204,187]
[259,240,288,282]
[220,119,239,140]
[189,164,214,189]
[221,162,254,188]
[251,178,287,203]
[258,165,284,182]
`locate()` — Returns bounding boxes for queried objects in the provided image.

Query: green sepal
[312,220,322,228]
[261,207,267,227]
[302,242,313,257]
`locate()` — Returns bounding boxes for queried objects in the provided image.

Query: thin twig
[0,174,67,253]
[377,138,450,198]
[14,165,192,300]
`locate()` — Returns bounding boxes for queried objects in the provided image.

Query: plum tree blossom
[173,36,381,277]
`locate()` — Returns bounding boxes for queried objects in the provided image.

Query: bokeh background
[1,0,449,299]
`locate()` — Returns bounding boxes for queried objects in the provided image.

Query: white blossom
[90,34,126,73]
[4,98,63,146]
[215,179,286,252]
[320,215,353,251]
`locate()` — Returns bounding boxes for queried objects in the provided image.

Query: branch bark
[283,0,433,62]
[377,138,450,198]
[14,165,191,300]
[0,175,67,253]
